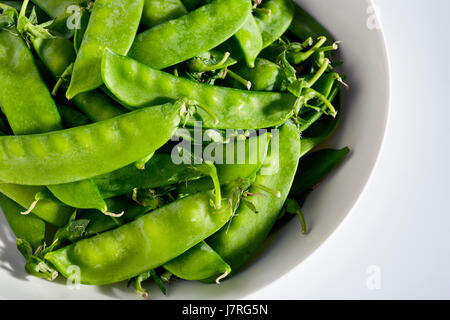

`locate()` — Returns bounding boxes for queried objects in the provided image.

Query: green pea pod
[234,14,263,68]
[32,37,126,122]
[46,189,235,285]
[0,193,45,251]
[93,154,207,199]
[57,105,91,128]
[164,242,231,282]
[141,0,187,28]
[48,179,107,212]
[290,147,350,202]
[208,120,301,273]
[0,184,73,226]
[0,101,186,185]
[254,0,294,49]
[227,58,286,91]
[0,29,63,135]
[30,0,86,19]
[289,3,334,45]
[66,0,144,99]
[129,0,251,70]
[102,51,296,129]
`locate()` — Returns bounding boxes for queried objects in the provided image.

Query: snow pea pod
[164,241,230,282]
[141,0,187,28]
[0,184,73,226]
[227,58,286,91]
[208,120,301,272]
[93,154,206,199]
[0,29,63,135]
[0,101,186,185]
[0,193,45,251]
[254,0,294,49]
[66,0,144,99]
[48,179,107,212]
[46,189,235,285]
[234,14,263,68]
[129,0,251,70]
[102,51,296,129]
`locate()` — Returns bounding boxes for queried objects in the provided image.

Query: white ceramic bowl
[0,0,390,299]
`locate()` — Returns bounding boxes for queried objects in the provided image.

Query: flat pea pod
[0,184,73,226]
[0,101,186,185]
[233,14,263,68]
[0,29,63,135]
[93,154,207,199]
[30,0,86,19]
[46,190,234,285]
[128,0,251,70]
[290,147,350,202]
[102,51,296,129]
[141,0,187,28]
[208,120,301,273]
[0,193,45,251]
[48,179,107,212]
[227,58,286,91]
[57,105,91,128]
[164,241,230,282]
[289,3,334,45]
[254,0,294,48]
[66,0,144,99]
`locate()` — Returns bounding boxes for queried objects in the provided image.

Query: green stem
[307,58,330,87]
[227,70,252,90]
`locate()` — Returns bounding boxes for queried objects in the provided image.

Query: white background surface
[247,0,450,299]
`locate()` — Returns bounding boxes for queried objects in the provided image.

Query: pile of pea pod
[0,0,351,298]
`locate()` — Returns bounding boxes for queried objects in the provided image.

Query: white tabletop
[247,0,450,299]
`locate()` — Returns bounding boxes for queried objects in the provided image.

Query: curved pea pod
[208,120,301,272]
[102,51,296,129]
[32,37,126,122]
[0,29,63,135]
[290,147,350,204]
[0,184,73,226]
[234,14,263,68]
[228,58,286,91]
[0,193,45,251]
[0,101,186,186]
[46,190,234,285]
[129,0,251,70]
[93,154,206,199]
[30,0,86,19]
[48,179,107,212]
[141,0,187,28]
[66,0,144,99]
[164,242,231,282]
[254,0,294,48]
[289,3,334,45]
